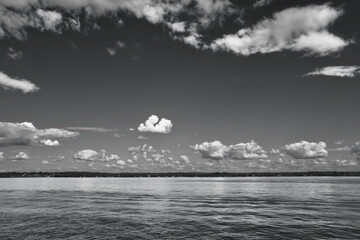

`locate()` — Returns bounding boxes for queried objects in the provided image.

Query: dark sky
[0,0,359,172]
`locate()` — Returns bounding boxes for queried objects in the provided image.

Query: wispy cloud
[0,72,39,93]
[210,5,348,56]
[67,127,118,133]
[305,66,360,77]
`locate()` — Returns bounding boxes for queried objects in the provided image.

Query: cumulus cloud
[0,6,64,40]
[11,152,30,160]
[191,140,267,160]
[138,115,173,134]
[335,159,358,166]
[73,149,120,161]
[305,66,360,78]
[285,141,328,159]
[350,142,360,160]
[180,155,190,163]
[0,0,234,39]
[0,72,39,93]
[210,5,348,56]
[40,139,60,146]
[0,1,349,57]
[0,121,79,147]
[167,21,186,33]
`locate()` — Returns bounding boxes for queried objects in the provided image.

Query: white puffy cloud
[167,22,186,33]
[0,6,64,40]
[161,149,171,154]
[191,140,267,160]
[0,0,234,38]
[73,149,99,161]
[138,115,173,134]
[211,5,348,56]
[73,149,120,161]
[180,155,190,163]
[117,160,126,165]
[270,148,280,154]
[0,72,39,93]
[292,31,347,55]
[11,152,30,160]
[40,139,60,146]
[0,121,79,147]
[36,9,62,31]
[335,159,358,166]
[305,66,360,78]
[285,141,328,159]
[151,153,165,162]
[228,142,268,160]
[350,142,360,160]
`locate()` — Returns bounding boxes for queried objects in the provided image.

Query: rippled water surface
[1,177,360,239]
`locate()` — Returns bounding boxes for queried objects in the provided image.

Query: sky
[0,0,360,173]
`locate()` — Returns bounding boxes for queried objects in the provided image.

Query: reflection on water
[0,177,360,240]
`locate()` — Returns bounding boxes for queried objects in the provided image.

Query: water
[0,177,359,240]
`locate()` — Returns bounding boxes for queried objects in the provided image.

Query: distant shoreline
[0,171,360,178]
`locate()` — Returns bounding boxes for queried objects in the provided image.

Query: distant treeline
[0,171,360,178]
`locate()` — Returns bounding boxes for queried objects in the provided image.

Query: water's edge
[1,171,360,178]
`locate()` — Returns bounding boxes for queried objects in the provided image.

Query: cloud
[137,135,148,140]
[180,155,190,164]
[350,142,360,160]
[335,159,358,166]
[167,22,186,33]
[210,5,348,56]
[0,72,39,93]
[285,141,328,159]
[42,160,51,165]
[0,152,4,161]
[73,149,120,161]
[67,127,118,133]
[106,40,126,56]
[253,0,273,8]
[36,9,62,31]
[270,148,280,154]
[7,47,23,61]
[73,149,99,161]
[117,160,126,165]
[0,6,64,40]
[0,121,79,147]
[138,115,173,134]
[305,66,360,78]
[191,140,267,160]
[11,152,30,160]
[328,146,350,152]
[40,139,60,146]
[0,0,234,37]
